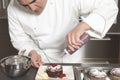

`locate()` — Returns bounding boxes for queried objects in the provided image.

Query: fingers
[66,21,91,51]
[31,55,44,68]
[29,51,44,68]
[67,33,84,51]
[31,58,44,68]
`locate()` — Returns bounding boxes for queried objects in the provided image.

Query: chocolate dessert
[46,64,63,78]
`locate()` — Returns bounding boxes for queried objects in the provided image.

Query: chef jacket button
[34,27,37,30]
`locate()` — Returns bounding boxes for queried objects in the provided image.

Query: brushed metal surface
[74,64,120,80]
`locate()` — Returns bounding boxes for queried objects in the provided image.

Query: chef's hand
[29,50,44,68]
[66,21,91,51]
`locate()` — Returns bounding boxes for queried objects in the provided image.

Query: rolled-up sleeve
[7,5,39,56]
[82,0,118,38]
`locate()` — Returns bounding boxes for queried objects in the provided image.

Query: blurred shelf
[107,32,120,35]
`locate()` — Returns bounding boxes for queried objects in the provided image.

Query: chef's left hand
[29,50,44,68]
[66,21,91,51]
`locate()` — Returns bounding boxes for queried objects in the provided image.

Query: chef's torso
[8,0,118,62]
[11,0,90,50]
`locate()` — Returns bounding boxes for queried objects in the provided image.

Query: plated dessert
[46,64,66,78]
[35,64,74,80]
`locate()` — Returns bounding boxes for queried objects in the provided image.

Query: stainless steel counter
[1,63,120,80]
[74,64,120,80]
[0,67,38,80]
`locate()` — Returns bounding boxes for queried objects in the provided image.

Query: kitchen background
[0,0,119,64]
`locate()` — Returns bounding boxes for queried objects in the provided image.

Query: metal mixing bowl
[0,55,31,77]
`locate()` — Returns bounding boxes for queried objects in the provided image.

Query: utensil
[18,49,26,55]
[0,55,31,77]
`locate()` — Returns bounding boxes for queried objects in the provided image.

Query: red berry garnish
[50,63,58,67]
[59,73,66,78]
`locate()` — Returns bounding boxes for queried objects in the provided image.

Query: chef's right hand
[66,22,91,51]
[29,50,44,68]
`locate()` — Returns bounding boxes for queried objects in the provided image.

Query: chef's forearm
[73,21,91,35]
[78,21,91,32]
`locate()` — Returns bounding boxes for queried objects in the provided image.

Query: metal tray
[73,64,120,80]
[82,67,112,80]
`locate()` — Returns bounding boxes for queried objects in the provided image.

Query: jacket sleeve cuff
[83,13,106,38]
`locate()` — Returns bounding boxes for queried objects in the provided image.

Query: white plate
[35,66,74,80]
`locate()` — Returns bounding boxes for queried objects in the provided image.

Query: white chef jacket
[7,0,118,63]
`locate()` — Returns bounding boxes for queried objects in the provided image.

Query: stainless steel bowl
[0,55,31,77]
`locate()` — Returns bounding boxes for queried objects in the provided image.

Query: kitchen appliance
[0,55,31,77]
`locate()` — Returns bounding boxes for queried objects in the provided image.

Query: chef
[7,0,118,68]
